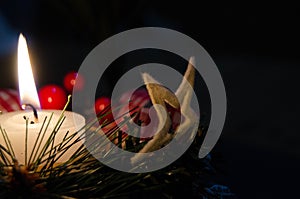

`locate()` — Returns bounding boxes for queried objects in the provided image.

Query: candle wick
[22,104,39,122]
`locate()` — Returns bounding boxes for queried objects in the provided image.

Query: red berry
[63,71,84,93]
[39,85,67,109]
[95,97,111,113]
[95,97,113,124]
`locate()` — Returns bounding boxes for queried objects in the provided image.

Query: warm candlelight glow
[0,33,85,165]
[18,34,41,109]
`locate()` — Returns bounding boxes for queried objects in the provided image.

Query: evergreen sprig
[0,98,234,199]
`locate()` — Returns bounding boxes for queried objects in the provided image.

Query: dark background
[0,1,299,198]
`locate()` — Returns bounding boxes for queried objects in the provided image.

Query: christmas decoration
[63,71,84,93]
[131,58,197,165]
[0,89,21,113]
[95,96,111,114]
[38,84,67,109]
[95,96,114,127]
[0,62,234,198]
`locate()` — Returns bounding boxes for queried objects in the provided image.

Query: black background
[0,1,299,198]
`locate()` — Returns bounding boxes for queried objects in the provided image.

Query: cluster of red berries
[38,71,111,114]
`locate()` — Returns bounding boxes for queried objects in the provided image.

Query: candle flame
[18,34,41,109]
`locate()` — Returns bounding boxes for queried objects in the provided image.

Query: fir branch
[0,94,232,199]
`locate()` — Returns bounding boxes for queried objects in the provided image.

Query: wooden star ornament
[131,57,199,164]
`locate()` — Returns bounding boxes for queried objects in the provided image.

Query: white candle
[0,110,85,164]
[0,34,85,165]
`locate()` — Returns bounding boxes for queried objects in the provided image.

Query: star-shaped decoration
[131,57,199,164]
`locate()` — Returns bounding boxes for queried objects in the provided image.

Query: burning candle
[0,34,85,165]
